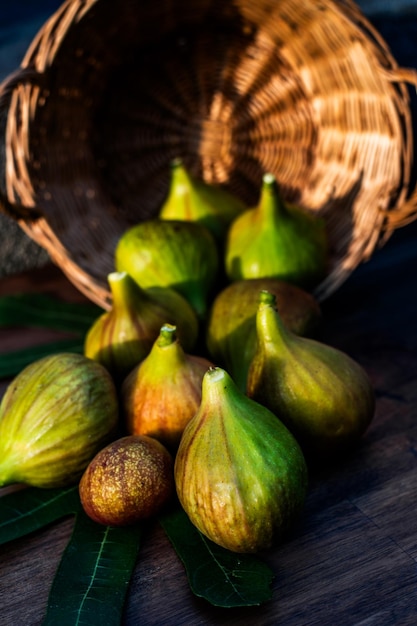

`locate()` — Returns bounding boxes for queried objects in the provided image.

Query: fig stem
[258,290,277,307]
[201,366,235,407]
[258,173,286,222]
[201,367,239,408]
[157,324,177,347]
[108,271,143,309]
[170,159,191,198]
[170,157,183,169]
[206,366,226,383]
[256,295,288,347]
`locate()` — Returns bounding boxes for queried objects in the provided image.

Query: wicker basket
[1,0,417,309]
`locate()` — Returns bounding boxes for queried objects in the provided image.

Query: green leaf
[0,294,100,333]
[43,511,143,626]
[0,338,85,378]
[0,486,80,545]
[0,294,100,378]
[159,506,274,607]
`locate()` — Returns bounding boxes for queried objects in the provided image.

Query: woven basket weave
[1,0,417,309]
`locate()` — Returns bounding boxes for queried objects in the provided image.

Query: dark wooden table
[1,214,417,625]
[1,3,417,625]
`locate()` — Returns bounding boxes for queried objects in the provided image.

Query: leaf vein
[74,525,112,625]
[198,532,247,600]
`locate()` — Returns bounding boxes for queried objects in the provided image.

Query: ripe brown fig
[79,435,175,526]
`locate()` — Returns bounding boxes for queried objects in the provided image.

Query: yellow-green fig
[84,271,198,382]
[79,435,175,526]
[247,291,375,461]
[0,353,119,488]
[206,277,322,390]
[175,366,308,553]
[159,158,246,241]
[115,219,219,319]
[225,173,328,289]
[122,324,213,450]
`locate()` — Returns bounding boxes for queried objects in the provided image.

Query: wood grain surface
[1,217,417,625]
[1,2,417,624]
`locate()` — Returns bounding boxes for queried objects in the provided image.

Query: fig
[175,366,308,553]
[84,271,198,382]
[225,173,328,289]
[206,277,322,390]
[159,158,246,241]
[122,324,213,450]
[79,435,174,526]
[247,291,375,461]
[0,353,118,488]
[115,219,219,319]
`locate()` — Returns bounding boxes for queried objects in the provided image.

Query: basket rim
[1,0,417,307]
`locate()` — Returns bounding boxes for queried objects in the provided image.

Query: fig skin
[84,271,198,383]
[225,173,328,289]
[159,158,246,241]
[115,218,219,319]
[0,353,119,489]
[79,435,175,526]
[175,367,308,553]
[122,324,213,450]
[247,291,375,461]
[206,277,322,390]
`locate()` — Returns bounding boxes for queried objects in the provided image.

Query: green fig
[84,271,198,382]
[175,366,308,553]
[79,435,175,526]
[225,173,328,289]
[0,353,118,488]
[247,291,375,461]
[122,324,213,450]
[159,158,246,241]
[115,219,219,319]
[206,277,322,390]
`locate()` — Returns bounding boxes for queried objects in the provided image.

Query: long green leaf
[0,486,80,545]
[0,338,85,378]
[43,511,143,626]
[159,506,274,607]
[0,294,100,333]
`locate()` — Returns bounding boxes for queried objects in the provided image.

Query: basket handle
[0,66,45,129]
[0,67,45,221]
[380,67,417,233]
